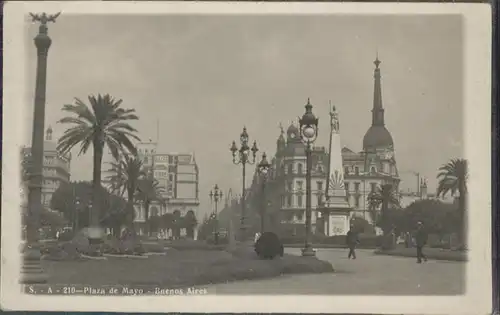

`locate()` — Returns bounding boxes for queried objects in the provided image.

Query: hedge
[280,234,383,248]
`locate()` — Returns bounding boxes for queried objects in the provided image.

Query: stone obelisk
[322,104,351,236]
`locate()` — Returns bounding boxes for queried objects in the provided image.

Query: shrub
[58,230,74,242]
[254,232,284,260]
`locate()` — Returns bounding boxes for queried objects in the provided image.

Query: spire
[372,54,385,126]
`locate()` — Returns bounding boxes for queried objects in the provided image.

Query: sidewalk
[374,247,467,262]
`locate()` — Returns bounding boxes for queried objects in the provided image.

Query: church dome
[363,125,393,150]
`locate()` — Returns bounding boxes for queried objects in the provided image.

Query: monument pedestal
[21,243,48,284]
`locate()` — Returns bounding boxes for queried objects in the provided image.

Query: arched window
[297,163,303,174]
[344,166,350,175]
[370,166,376,174]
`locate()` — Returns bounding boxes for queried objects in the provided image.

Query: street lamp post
[298,98,319,257]
[74,198,81,232]
[230,127,259,241]
[257,152,271,233]
[22,12,60,284]
[209,184,223,244]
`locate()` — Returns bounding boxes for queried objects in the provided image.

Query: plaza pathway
[208,248,465,295]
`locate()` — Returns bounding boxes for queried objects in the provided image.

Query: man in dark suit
[346,224,359,259]
[415,221,428,263]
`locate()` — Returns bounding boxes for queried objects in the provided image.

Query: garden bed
[374,247,467,262]
[43,245,334,287]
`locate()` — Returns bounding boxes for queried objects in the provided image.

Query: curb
[80,254,108,260]
[103,254,149,259]
[373,250,467,262]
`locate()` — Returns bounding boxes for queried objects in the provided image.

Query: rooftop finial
[374,50,381,68]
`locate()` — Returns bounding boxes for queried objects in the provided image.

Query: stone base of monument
[301,245,317,257]
[21,243,48,284]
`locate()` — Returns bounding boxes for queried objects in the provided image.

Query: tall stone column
[22,12,60,284]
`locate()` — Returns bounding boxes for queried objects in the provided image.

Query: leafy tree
[50,181,127,233]
[136,171,166,235]
[56,94,140,230]
[437,158,468,245]
[350,216,375,234]
[172,210,182,239]
[106,155,145,228]
[183,210,198,239]
[367,184,400,236]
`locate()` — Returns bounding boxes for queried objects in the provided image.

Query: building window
[370,183,377,192]
[370,166,376,174]
[144,157,149,163]
[168,155,173,163]
[297,163,303,174]
[317,193,324,206]
[297,211,304,221]
[355,196,360,207]
[344,166,350,175]
[169,174,174,181]
[354,182,360,192]
[345,182,350,192]
[354,166,359,175]
[297,194,303,208]
[317,165,324,173]
[287,195,293,207]
[297,180,303,191]
[317,181,323,192]
[281,195,286,207]
[288,164,293,174]
[287,181,293,192]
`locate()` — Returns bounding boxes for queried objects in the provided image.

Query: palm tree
[106,155,145,229]
[437,158,468,246]
[367,184,400,236]
[56,94,140,232]
[136,171,166,236]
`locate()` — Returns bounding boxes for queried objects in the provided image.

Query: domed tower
[286,121,301,143]
[362,55,394,152]
[45,125,53,141]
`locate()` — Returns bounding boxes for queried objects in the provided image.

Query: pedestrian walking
[415,221,428,263]
[346,224,359,259]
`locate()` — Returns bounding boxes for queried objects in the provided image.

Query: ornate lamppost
[298,98,319,257]
[209,184,223,244]
[23,12,61,284]
[257,152,271,233]
[230,127,259,241]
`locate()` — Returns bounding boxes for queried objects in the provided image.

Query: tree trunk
[144,199,150,236]
[126,187,136,235]
[459,184,467,247]
[91,142,104,228]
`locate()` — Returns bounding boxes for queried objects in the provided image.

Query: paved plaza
[208,248,465,295]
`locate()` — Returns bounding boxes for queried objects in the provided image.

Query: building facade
[21,127,72,208]
[237,57,401,237]
[103,141,200,236]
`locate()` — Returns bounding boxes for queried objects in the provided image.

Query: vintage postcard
[1,1,492,313]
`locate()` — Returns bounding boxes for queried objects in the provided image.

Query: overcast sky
[23,14,463,217]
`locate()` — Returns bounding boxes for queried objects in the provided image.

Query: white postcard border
[1,1,492,314]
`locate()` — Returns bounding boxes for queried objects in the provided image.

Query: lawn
[42,243,334,288]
